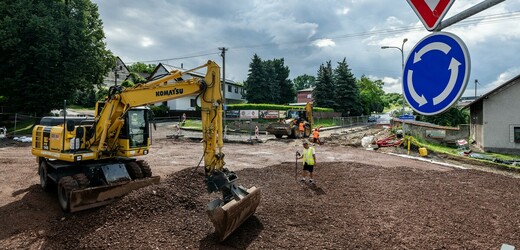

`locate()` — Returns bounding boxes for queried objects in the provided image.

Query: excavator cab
[120,107,150,149]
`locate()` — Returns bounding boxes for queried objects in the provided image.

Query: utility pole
[219,47,228,136]
[114,65,122,86]
[474,79,479,99]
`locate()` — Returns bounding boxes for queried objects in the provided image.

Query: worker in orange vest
[298,121,305,138]
[312,127,322,145]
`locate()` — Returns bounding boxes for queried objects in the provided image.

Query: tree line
[244,56,386,117]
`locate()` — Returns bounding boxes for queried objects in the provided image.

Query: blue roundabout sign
[403,32,470,115]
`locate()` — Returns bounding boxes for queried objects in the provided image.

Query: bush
[150,104,169,117]
[227,103,334,112]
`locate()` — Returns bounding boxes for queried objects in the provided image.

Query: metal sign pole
[434,0,505,31]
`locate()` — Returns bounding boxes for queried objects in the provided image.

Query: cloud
[480,67,520,95]
[337,7,350,15]
[368,75,401,94]
[232,1,320,49]
[312,39,336,48]
[141,37,154,48]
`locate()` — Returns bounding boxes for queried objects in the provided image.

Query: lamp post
[382,38,408,134]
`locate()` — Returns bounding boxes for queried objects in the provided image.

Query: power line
[125,10,520,63]
[230,10,520,51]
[126,51,220,64]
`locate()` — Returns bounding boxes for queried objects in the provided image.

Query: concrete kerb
[385,152,468,170]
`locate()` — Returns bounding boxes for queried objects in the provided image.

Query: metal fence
[332,115,371,128]
[0,113,40,137]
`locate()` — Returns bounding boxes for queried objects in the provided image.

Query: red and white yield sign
[406,0,455,31]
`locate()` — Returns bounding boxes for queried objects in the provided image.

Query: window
[235,87,238,93]
[190,98,196,107]
[306,94,312,99]
[228,85,232,92]
[515,127,520,143]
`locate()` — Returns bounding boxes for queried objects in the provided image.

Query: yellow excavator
[31,60,261,241]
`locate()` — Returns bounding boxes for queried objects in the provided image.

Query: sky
[91,0,520,97]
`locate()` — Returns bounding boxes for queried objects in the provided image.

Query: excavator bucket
[69,176,160,212]
[207,186,261,241]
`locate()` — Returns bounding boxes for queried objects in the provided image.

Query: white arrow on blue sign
[403,32,470,116]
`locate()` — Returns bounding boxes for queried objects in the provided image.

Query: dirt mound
[39,162,520,249]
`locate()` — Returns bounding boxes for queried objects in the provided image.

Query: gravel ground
[1,124,519,249]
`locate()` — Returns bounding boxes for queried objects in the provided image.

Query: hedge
[226,103,333,112]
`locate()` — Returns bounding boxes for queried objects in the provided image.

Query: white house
[464,74,520,154]
[148,63,246,111]
[103,57,130,87]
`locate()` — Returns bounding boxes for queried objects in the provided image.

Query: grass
[407,135,520,171]
[67,105,95,110]
[313,118,335,128]
[7,120,34,136]
[180,120,202,130]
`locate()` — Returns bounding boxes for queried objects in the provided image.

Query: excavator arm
[106,61,260,241]
[86,62,217,156]
[93,61,260,240]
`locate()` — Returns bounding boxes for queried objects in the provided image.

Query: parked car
[368,116,378,123]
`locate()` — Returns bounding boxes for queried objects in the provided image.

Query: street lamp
[381,38,408,116]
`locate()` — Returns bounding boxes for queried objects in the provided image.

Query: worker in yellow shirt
[298,140,316,184]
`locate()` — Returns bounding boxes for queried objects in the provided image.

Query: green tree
[121,72,148,88]
[121,62,155,87]
[381,92,408,116]
[334,58,362,116]
[244,54,270,103]
[128,62,156,74]
[270,58,295,104]
[314,61,335,109]
[381,93,402,108]
[244,54,293,104]
[293,74,316,91]
[358,75,385,114]
[96,86,109,101]
[0,0,114,115]
[263,59,279,103]
[73,88,97,107]
[415,107,469,127]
